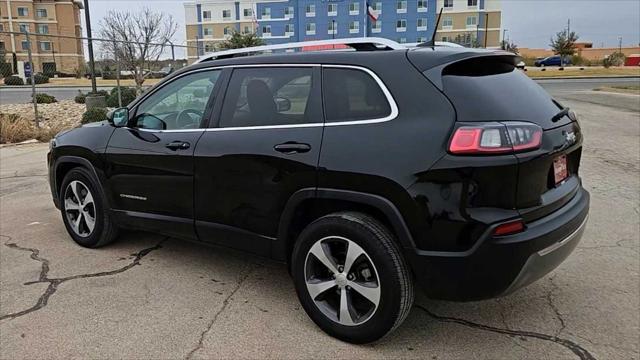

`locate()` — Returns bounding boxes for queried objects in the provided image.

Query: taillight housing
[449,122,542,155]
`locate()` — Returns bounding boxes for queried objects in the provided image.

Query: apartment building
[184,0,501,62]
[0,0,85,74]
[436,0,501,47]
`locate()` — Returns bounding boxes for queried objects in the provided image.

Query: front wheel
[60,167,118,248]
[291,212,414,344]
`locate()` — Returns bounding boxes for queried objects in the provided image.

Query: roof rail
[195,37,404,63]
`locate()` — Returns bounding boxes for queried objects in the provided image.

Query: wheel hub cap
[63,180,96,237]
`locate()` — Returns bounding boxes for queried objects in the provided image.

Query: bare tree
[99,8,177,93]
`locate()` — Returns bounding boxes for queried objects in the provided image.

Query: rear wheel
[291,212,414,343]
[60,167,118,248]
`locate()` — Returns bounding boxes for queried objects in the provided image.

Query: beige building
[436,0,501,48]
[0,0,85,74]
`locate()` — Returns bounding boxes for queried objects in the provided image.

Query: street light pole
[83,0,97,93]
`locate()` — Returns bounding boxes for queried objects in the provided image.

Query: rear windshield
[439,57,568,129]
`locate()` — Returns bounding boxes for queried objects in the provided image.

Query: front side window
[323,68,391,123]
[134,70,221,130]
[18,7,28,16]
[219,67,315,128]
[36,8,47,18]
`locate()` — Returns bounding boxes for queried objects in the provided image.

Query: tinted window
[135,70,221,130]
[323,68,391,123]
[219,67,315,128]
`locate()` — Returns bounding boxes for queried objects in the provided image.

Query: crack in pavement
[414,304,596,360]
[546,276,567,336]
[0,235,167,322]
[0,172,48,180]
[184,264,259,360]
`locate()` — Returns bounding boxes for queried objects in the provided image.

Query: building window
[306,4,315,17]
[466,16,478,28]
[442,36,450,42]
[21,41,30,50]
[417,37,427,43]
[349,2,359,15]
[396,19,407,32]
[328,4,337,16]
[371,2,382,12]
[243,25,251,34]
[306,22,316,35]
[19,24,29,33]
[39,41,51,51]
[468,0,478,6]
[328,21,337,35]
[36,9,48,18]
[285,6,294,18]
[222,10,231,19]
[442,16,453,28]
[418,0,428,12]
[37,24,49,34]
[224,27,231,35]
[0,42,5,51]
[398,37,407,43]
[396,1,407,13]
[371,21,381,33]
[243,8,252,17]
[417,18,427,31]
[262,7,271,19]
[17,7,28,17]
[202,10,211,20]
[444,0,453,9]
[349,21,359,34]
[262,25,271,37]
[203,27,212,36]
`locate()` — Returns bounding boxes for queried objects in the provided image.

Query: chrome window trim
[128,63,398,133]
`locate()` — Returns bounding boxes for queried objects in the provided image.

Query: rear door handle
[274,142,311,154]
[166,141,190,150]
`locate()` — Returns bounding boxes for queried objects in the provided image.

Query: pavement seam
[414,304,596,360]
[0,235,167,322]
[184,264,259,360]
[546,275,567,337]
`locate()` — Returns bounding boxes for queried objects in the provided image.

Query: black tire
[291,211,414,344]
[59,167,118,248]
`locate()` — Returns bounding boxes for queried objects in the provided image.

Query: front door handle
[274,142,311,154]
[166,141,190,150]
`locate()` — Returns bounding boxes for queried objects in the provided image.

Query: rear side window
[219,67,316,128]
[323,68,391,123]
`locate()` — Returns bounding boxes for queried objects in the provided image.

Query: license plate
[553,155,568,184]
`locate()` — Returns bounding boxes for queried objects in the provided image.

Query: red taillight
[449,122,542,155]
[493,220,525,236]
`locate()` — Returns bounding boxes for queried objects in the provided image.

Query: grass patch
[527,67,640,78]
[0,114,70,144]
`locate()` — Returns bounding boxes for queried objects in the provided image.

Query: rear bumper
[406,187,590,301]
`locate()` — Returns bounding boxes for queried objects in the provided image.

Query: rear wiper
[551,107,570,122]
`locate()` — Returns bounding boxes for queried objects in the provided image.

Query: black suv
[48,43,589,344]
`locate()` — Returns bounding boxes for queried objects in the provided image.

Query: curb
[0,139,43,148]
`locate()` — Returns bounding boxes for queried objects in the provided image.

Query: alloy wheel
[64,180,96,237]
[304,236,381,326]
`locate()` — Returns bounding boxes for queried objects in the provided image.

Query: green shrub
[3,75,24,86]
[33,93,57,104]
[81,107,108,124]
[572,54,588,66]
[26,73,50,85]
[521,56,538,67]
[106,87,137,107]
[603,52,626,68]
[74,91,86,104]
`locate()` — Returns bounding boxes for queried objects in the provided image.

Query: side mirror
[109,107,129,127]
[275,97,291,113]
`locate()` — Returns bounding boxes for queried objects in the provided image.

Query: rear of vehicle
[407,50,589,300]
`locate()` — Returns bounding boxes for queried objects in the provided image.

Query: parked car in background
[535,55,572,67]
[47,38,589,344]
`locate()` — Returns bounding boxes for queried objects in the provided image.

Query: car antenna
[418,8,443,47]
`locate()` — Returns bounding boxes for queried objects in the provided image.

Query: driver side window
[134,70,221,130]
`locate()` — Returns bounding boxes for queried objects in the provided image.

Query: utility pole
[25,32,39,127]
[483,13,489,48]
[83,0,97,93]
[618,36,622,53]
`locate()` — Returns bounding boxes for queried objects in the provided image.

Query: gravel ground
[0,89,638,359]
[0,100,84,130]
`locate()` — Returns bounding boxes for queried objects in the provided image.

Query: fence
[0,30,198,126]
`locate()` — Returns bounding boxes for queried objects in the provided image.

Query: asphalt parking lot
[1,85,638,359]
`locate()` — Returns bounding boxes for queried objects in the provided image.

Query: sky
[83,0,640,58]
